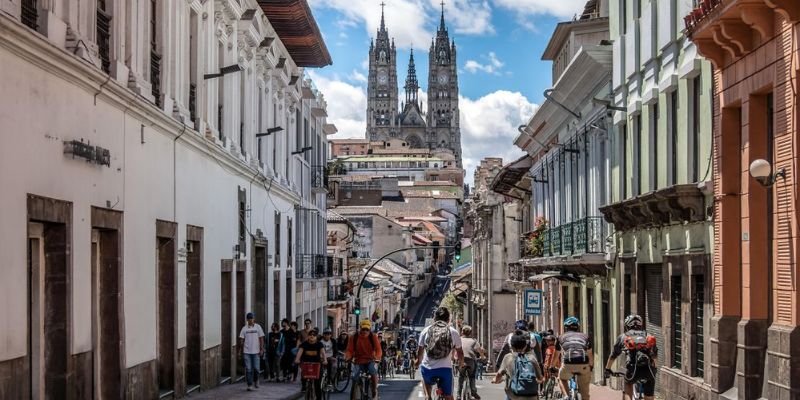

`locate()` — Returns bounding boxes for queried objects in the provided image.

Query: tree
[440,292,463,322]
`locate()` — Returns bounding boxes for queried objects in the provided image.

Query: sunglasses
[360,328,370,332]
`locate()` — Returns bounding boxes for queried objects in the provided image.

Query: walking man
[457,325,482,400]
[238,312,265,391]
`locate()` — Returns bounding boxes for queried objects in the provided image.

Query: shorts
[624,366,656,396]
[351,361,378,381]
[420,366,454,396]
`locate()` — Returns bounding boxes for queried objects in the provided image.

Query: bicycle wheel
[334,367,350,393]
[350,379,360,400]
[305,379,316,400]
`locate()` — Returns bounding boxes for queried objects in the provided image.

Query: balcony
[327,282,349,303]
[296,254,329,279]
[521,216,606,259]
[327,256,343,277]
[311,165,328,193]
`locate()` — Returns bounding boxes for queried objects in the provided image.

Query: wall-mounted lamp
[204,64,243,80]
[749,159,786,187]
[255,126,284,138]
[291,146,313,155]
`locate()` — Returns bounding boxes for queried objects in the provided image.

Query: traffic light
[353,299,361,316]
[454,241,462,262]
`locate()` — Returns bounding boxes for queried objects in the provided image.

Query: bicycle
[387,357,395,379]
[300,362,326,400]
[540,369,558,400]
[456,365,474,400]
[611,371,647,400]
[333,357,351,393]
[378,357,387,381]
[350,365,374,400]
[565,375,582,400]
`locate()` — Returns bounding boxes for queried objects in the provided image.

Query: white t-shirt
[321,339,334,358]
[419,323,462,370]
[239,323,266,354]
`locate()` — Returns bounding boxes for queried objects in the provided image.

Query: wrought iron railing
[296,254,330,279]
[151,50,162,106]
[189,83,197,124]
[529,217,606,258]
[327,256,343,277]
[21,0,38,30]
[97,7,111,73]
[327,282,348,302]
[311,165,327,190]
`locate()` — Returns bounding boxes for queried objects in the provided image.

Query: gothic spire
[404,49,419,104]
[438,1,447,33]
[379,1,387,33]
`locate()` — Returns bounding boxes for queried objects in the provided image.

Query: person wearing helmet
[495,320,542,371]
[345,319,382,399]
[604,314,658,400]
[554,317,593,399]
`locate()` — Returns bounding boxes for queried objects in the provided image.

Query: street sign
[524,289,543,316]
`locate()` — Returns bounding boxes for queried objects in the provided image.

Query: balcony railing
[151,50,162,107]
[524,216,606,258]
[97,7,111,74]
[327,282,348,302]
[327,256,343,277]
[296,254,329,279]
[312,165,327,192]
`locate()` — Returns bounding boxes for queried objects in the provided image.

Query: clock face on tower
[437,72,449,84]
[378,70,388,85]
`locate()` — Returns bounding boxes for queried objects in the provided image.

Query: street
[328,375,507,400]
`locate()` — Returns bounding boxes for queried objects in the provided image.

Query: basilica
[366,5,463,167]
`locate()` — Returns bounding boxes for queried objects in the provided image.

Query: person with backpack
[496,320,543,371]
[604,314,658,400]
[416,307,464,400]
[554,317,593,400]
[492,331,544,399]
[456,325,482,400]
[345,319,382,399]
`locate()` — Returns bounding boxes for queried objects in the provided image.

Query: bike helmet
[624,314,644,330]
[515,319,528,331]
[563,316,580,328]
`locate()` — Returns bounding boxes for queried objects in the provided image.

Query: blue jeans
[351,361,378,382]
[243,353,261,386]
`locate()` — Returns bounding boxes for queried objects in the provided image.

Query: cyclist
[542,334,559,380]
[496,320,542,371]
[416,307,464,400]
[405,334,419,367]
[345,320,382,399]
[554,317,593,400]
[604,314,658,400]
[320,328,338,388]
[492,331,543,399]
[294,329,328,399]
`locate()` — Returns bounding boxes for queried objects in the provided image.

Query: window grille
[150,0,161,106]
[21,0,37,30]
[189,83,197,124]
[693,275,705,377]
[671,276,682,369]
[97,1,111,74]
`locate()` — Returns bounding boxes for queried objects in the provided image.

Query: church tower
[427,2,462,165]
[366,3,399,140]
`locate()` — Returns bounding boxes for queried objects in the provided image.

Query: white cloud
[349,70,368,84]
[493,0,588,20]
[464,52,504,75]
[309,0,494,49]
[307,71,368,139]
[458,90,539,180]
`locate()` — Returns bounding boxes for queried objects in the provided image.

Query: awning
[518,253,608,276]
[490,155,534,198]
[258,0,332,67]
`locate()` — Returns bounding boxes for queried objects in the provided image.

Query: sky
[306,0,590,181]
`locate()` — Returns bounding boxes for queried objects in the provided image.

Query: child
[492,332,544,399]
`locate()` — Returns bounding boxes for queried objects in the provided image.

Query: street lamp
[203,64,244,80]
[749,159,786,187]
[292,146,313,155]
[255,126,284,137]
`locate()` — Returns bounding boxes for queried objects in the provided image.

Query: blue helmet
[563,316,580,328]
[515,320,528,331]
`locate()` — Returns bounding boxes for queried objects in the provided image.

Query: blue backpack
[510,353,539,396]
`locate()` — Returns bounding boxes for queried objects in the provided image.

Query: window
[239,75,246,154]
[21,0,38,30]
[275,213,281,268]
[690,76,701,182]
[671,276,682,368]
[97,0,111,74]
[150,0,161,107]
[693,275,705,377]
[651,103,659,190]
[669,91,678,185]
[189,11,198,125]
[635,114,642,195]
[620,123,628,199]
[621,0,627,34]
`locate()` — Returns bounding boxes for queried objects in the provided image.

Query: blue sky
[306,0,588,178]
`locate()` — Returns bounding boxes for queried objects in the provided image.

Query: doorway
[186,226,203,391]
[254,245,267,327]
[90,213,123,400]
[221,262,233,381]
[156,221,177,395]
[236,261,246,377]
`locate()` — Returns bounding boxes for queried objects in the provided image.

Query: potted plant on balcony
[523,217,548,258]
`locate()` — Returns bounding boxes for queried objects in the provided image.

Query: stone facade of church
[365,7,463,167]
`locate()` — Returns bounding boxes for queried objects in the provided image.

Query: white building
[0,0,333,398]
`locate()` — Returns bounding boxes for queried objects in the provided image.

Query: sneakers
[246,386,252,391]
[473,393,481,399]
